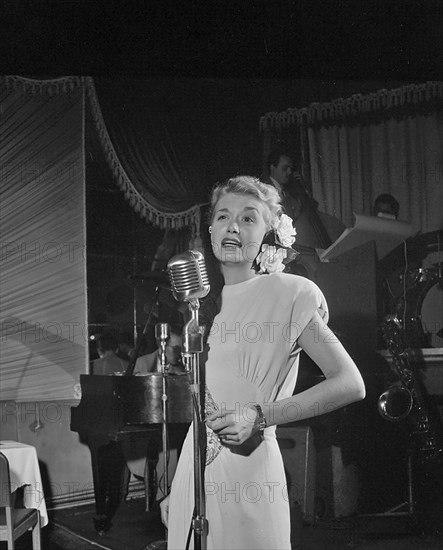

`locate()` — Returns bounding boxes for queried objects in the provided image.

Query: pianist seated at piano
[91,333,129,375]
[71,326,189,534]
[125,326,187,507]
[133,327,184,375]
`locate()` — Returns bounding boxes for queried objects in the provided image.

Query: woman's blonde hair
[209,175,282,230]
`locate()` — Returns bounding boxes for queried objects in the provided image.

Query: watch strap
[254,403,267,431]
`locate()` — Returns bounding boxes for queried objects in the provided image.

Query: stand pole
[182,300,208,550]
[158,336,169,498]
[143,331,170,550]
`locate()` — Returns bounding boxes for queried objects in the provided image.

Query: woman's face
[210,193,269,265]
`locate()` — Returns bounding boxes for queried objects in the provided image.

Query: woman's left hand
[206,405,260,445]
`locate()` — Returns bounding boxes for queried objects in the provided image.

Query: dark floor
[4,497,443,550]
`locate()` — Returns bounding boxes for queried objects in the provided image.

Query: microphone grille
[155,322,170,342]
[167,250,210,300]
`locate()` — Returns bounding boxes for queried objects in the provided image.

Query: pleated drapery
[0,76,88,401]
[0,76,214,401]
[306,113,443,232]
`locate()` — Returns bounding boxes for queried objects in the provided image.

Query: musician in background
[116,331,135,362]
[86,332,131,534]
[91,333,129,375]
[373,193,400,220]
[133,326,184,375]
[126,324,187,509]
[263,144,345,281]
[265,143,345,250]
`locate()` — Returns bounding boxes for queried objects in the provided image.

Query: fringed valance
[0,75,84,95]
[85,77,203,238]
[260,81,443,131]
[1,75,204,237]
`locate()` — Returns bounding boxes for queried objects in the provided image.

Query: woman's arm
[264,310,366,427]
[206,311,365,444]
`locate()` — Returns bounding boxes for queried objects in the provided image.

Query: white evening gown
[167,273,328,550]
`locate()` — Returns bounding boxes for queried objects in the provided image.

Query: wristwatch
[253,404,267,432]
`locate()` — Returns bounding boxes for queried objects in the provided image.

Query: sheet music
[318,213,413,261]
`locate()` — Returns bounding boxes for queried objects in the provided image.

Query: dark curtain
[90,77,260,215]
[92,78,206,212]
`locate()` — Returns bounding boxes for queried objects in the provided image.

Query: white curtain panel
[0,77,88,401]
[260,82,443,234]
[308,113,443,233]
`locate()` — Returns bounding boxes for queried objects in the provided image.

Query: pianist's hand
[160,494,170,528]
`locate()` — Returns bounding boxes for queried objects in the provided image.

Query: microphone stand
[143,325,172,550]
[182,298,207,550]
[157,325,170,500]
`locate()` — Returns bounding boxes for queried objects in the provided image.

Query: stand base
[361,454,414,518]
[143,540,167,550]
[360,500,413,517]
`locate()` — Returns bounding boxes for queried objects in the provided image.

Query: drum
[121,372,193,424]
[395,271,443,348]
[142,371,192,424]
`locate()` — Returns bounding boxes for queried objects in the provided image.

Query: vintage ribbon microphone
[167,250,210,550]
[155,322,171,499]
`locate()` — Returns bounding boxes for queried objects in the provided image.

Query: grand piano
[71,373,192,532]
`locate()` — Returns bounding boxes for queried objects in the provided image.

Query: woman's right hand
[160,494,170,528]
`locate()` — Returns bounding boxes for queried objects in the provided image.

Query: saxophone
[379,315,443,464]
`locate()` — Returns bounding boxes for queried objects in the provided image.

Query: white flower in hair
[274,213,296,248]
[256,244,287,274]
[255,213,297,274]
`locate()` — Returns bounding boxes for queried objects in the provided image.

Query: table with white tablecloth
[0,440,49,527]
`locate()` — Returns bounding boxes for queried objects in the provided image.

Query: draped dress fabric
[167,273,328,550]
